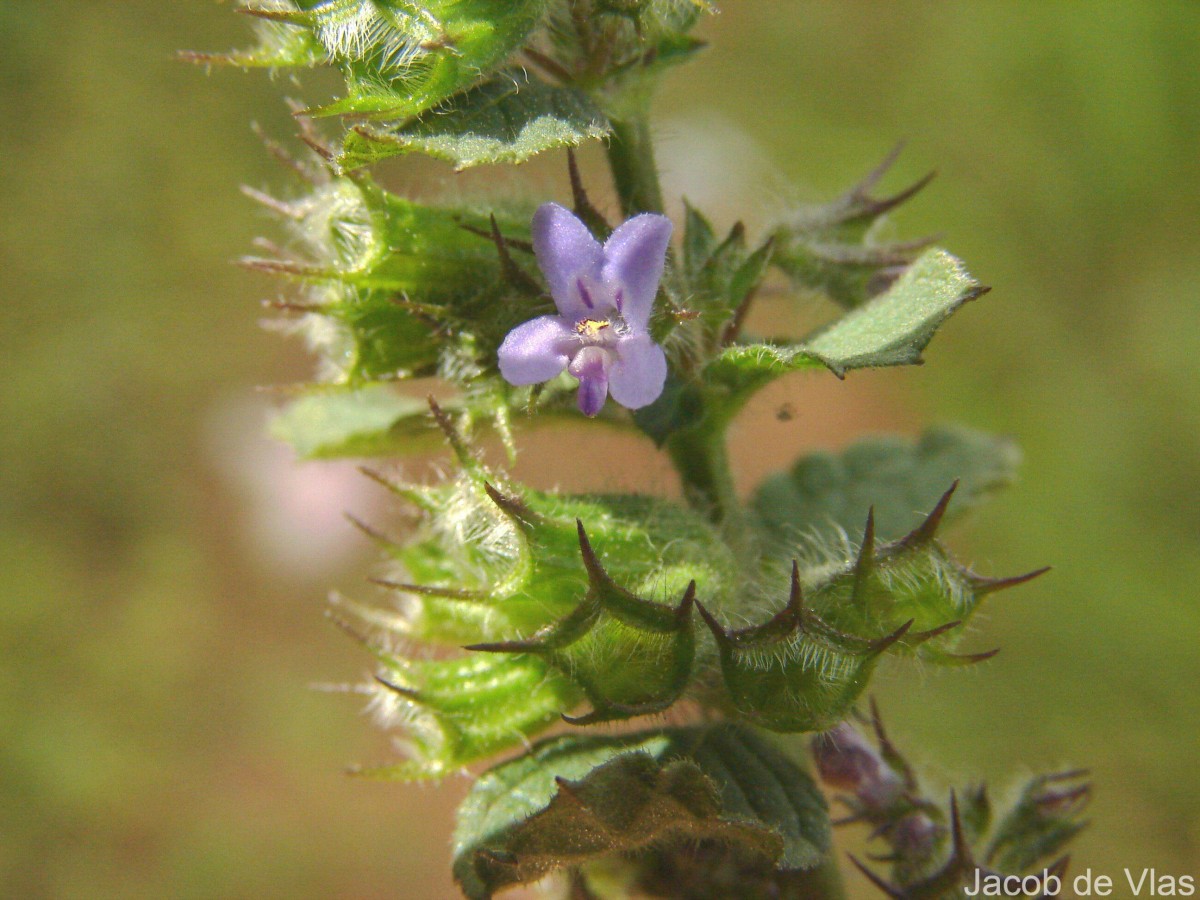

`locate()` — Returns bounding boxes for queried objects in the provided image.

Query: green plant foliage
[818,711,1089,898]
[802,248,987,370]
[985,770,1091,874]
[676,204,775,349]
[636,246,985,446]
[218,0,550,120]
[341,71,609,170]
[705,247,986,403]
[452,724,829,899]
[771,146,936,308]
[538,0,711,92]
[194,0,1090,892]
[329,412,1043,786]
[244,169,545,389]
[350,649,582,781]
[270,386,435,458]
[700,485,1047,731]
[752,425,1021,547]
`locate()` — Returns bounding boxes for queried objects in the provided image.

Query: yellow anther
[574,318,610,337]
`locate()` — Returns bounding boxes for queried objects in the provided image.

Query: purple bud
[812,722,904,810]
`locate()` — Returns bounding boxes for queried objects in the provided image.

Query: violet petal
[576,375,609,417]
[601,213,672,330]
[608,333,667,409]
[532,202,603,321]
[496,315,574,385]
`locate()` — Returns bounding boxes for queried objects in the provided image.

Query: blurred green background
[2,2,1197,897]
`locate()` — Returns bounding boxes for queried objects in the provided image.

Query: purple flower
[497,202,672,417]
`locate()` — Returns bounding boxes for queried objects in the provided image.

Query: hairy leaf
[341,71,609,170]
[270,386,434,459]
[698,248,986,423]
[752,425,1021,547]
[452,724,829,899]
[215,0,550,120]
[802,248,987,371]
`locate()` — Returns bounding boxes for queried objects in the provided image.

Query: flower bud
[812,722,904,810]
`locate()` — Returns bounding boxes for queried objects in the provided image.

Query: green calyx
[697,482,1046,733]
[467,520,700,725]
[332,410,1043,780]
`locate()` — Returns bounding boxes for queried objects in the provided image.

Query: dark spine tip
[855,142,906,195]
[1039,856,1071,897]
[847,854,904,899]
[868,696,888,745]
[483,482,533,525]
[860,507,876,561]
[575,519,609,585]
[949,789,977,871]
[694,600,731,647]
[373,675,421,702]
[325,609,374,649]
[973,566,1052,595]
[368,578,483,601]
[463,639,542,654]
[788,559,806,612]
[489,214,540,294]
[870,169,937,217]
[239,6,305,23]
[909,619,962,644]
[950,647,1002,665]
[869,619,914,655]
[852,508,877,601]
[426,394,466,453]
[297,132,335,162]
[901,480,959,548]
[675,580,697,619]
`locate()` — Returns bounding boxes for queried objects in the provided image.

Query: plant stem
[605,114,665,216]
[665,424,737,525]
[665,421,759,566]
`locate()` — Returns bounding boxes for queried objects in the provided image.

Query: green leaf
[269,386,435,459]
[802,247,987,371]
[452,724,830,899]
[986,771,1091,874]
[698,248,986,422]
[752,425,1021,546]
[341,71,609,170]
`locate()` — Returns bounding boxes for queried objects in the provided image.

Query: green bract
[196,1,1085,895]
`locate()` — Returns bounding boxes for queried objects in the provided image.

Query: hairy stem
[664,421,757,566]
[605,114,665,216]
